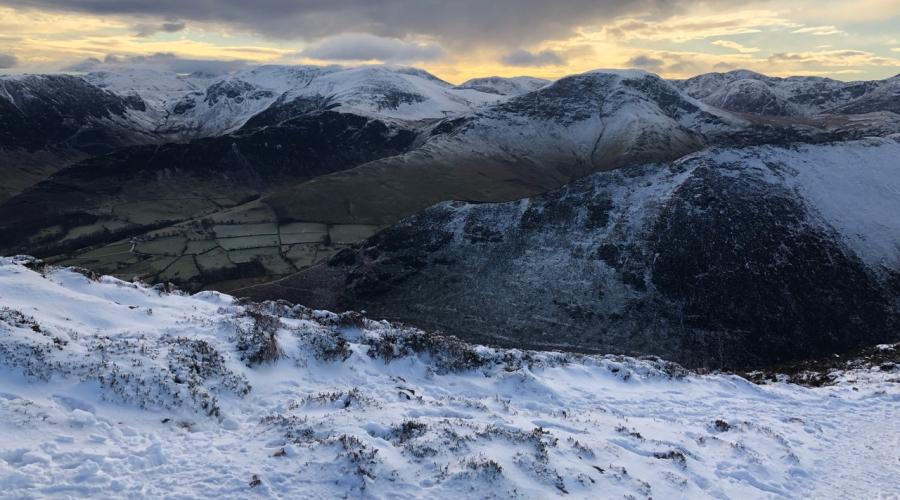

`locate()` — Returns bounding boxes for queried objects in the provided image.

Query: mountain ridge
[237,137,900,368]
[2,65,899,319]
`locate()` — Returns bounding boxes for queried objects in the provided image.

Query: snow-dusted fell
[832,74,900,115]
[83,65,507,138]
[0,74,157,148]
[455,76,551,96]
[279,65,502,121]
[677,70,887,116]
[261,69,754,226]
[691,77,801,116]
[264,138,900,367]
[4,66,898,147]
[0,258,897,498]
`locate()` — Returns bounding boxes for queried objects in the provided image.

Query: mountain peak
[455,75,550,96]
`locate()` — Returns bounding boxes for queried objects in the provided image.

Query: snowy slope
[832,75,900,115]
[259,69,755,226]
[455,76,551,96]
[265,137,900,368]
[84,65,507,138]
[83,68,214,111]
[693,78,801,116]
[676,70,886,115]
[281,65,501,121]
[0,257,898,499]
[0,74,159,149]
[445,69,745,171]
[722,135,900,270]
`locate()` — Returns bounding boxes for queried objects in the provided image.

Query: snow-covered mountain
[3,66,895,152]
[83,65,506,139]
[3,65,900,304]
[676,70,890,116]
[832,75,900,115]
[247,137,900,368]
[0,74,156,150]
[0,64,501,204]
[0,64,512,155]
[455,75,551,96]
[260,68,876,226]
[0,74,162,202]
[682,76,802,116]
[1,69,747,260]
[0,257,897,498]
[7,66,900,296]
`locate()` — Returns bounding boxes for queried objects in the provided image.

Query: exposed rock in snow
[259,69,757,226]
[253,138,900,368]
[4,65,900,297]
[0,258,897,498]
[831,75,900,115]
[260,67,900,231]
[1,65,509,150]
[0,74,156,150]
[455,76,551,96]
[676,70,890,116]
[83,64,507,139]
[692,78,802,116]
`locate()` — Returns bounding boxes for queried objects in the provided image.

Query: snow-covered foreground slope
[0,258,897,498]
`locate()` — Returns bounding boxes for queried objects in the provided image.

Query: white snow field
[0,257,897,499]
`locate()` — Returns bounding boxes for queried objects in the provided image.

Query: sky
[0,0,898,82]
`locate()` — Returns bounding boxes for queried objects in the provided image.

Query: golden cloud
[712,40,760,54]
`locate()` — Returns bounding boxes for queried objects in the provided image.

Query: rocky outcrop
[245,138,900,369]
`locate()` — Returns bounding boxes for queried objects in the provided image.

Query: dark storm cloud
[134,20,186,37]
[501,49,566,66]
[1,0,730,47]
[626,52,707,75]
[302,34,445,62]
[64,52,250,74]
[713,61,737,71]
[626,54,665,71]
[0,53,17,68]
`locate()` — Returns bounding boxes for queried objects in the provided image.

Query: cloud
[501,49,566,67]
[134,20,186,37]
[792,25,845,36]
[302,34,445,62]
[713,61,737,71]
[712,40,759,53]
[63,52,250,74]
[626,54,664,71]
[0,53,17,68]
[0,0,736,48]
[601,11,799,43]
[767,49,895,67]
[621,50,756,77]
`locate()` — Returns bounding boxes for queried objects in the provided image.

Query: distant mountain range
[1,65,898,367]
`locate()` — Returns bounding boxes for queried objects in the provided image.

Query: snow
[81,64,510,139]
[388,68,745,183]
[676,70,892,115]
[456,76,551,97]
[788,138,900,269]
[584,68,656,79]
[84,68,212,108]
[708,137,900,271]
[0,257,897,498]
[282,65,500,121]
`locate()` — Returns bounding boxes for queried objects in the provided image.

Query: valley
[2,65,899,368]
